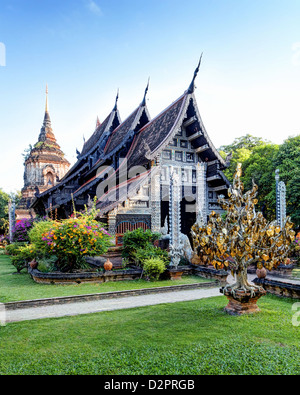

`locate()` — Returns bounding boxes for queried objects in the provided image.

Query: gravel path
[4,287,221,324]
[3,273,298,324]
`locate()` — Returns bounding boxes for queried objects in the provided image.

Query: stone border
[191,265,228,285]
[253,277,300,299]
[28,267,143,285]
[4,281,218,311]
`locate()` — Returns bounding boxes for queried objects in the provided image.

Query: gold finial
[45,83,49,113]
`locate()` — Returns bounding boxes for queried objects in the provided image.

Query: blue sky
[0,0,299,193]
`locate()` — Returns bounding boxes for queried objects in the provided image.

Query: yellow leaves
[206,226,212,235]
[289,230,295,242]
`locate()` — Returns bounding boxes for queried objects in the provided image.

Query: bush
[41,216,112,272]
[122,228,161,263]
[12,218,35,242]
[143,257,166,281]
[133,245,170,267]
[28,220,55,251]
[11,244,36,273]
[37,255,58,273]
[5,242,27,256]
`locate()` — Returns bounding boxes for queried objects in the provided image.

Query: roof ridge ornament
[187,53,203,94]
[113,89,119,111]
[141,77,150,106]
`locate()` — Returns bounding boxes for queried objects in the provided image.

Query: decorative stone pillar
[8,198,16,243]
[196,162,207,224]
[169,167,183,268]
[150,164,161,233]
[275,169,287,228]
[108,207,117,242]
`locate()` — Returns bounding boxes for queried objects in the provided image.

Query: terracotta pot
[104,258,113,271]
[29,260,38,269]
[256,267,267,279]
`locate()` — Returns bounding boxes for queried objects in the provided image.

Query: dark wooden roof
[81,114,111,156]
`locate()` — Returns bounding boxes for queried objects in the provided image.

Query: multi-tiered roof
[32,62,230,218]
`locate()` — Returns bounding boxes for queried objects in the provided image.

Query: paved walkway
[5,287,221,323]
[3,273,299,324]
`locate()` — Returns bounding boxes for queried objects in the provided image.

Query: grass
[292,267,300,279]
[1,255,299,375]
[0,294,299,375]
[0,255,210,303]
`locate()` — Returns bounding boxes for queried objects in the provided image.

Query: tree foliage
[219,134,300,227]
[0,189,10,235]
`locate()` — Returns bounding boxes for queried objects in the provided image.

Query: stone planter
[220,286,267,315]
[253,277,300,299]
[192,264,228,285]
[28,267,143,285]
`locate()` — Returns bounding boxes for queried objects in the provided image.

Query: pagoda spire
[43,84,51,128]
[141,77,150,106]
[38,85,58,145]
[45,83,49,113]
[187,53,203,94]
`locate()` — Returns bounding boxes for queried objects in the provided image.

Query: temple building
[32,62,231,244]
[16,87,70,220]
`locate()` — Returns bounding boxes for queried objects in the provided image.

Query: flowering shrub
[12,218,35,242]
[41,217,112,272]
[28,220,55,251]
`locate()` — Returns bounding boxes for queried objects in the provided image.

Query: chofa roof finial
[187,53,203,94]
[141,77,150,106]
[113,89,119,111]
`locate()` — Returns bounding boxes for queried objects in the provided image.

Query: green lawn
[1,254,299,375]
[0,255,210,303]
[0,294,299,375]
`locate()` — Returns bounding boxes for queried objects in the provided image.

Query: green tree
[0,189,10,235]
[274,135,300,227]
[242,144,279,220]
[219,134,268,153]
[219,134,300,226]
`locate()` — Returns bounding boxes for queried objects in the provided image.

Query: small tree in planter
[191,163,295,315]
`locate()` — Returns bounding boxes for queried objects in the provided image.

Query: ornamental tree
[191,163,295,297]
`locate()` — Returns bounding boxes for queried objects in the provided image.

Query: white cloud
[87,0,103,16]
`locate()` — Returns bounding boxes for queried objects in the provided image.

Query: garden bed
[28,266,143,285]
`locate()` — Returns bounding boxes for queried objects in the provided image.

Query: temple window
[175,151,183,161]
